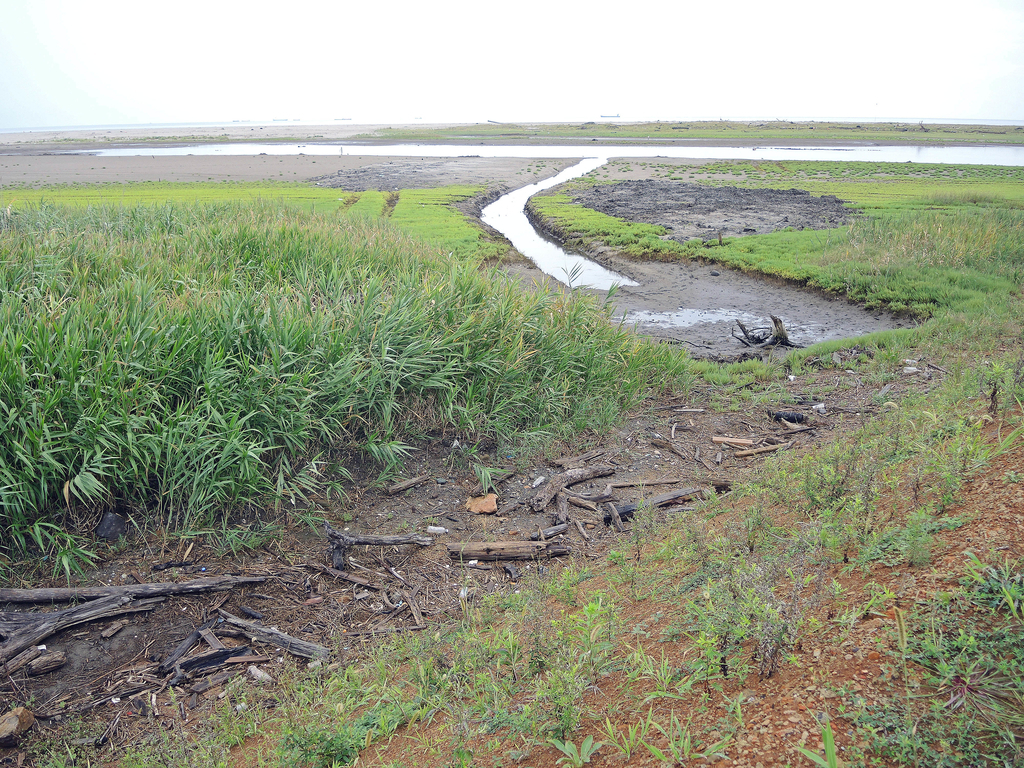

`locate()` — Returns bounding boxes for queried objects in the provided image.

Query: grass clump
[0,200,690,565]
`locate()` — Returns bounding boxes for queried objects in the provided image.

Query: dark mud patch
[311,157,574,191]
[569,179,854,242]
[522,180,905,356]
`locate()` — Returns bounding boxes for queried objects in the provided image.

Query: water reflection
[481,158,636,290]
[82,143,1024,166]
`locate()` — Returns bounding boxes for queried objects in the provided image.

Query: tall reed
[0,201,689,553]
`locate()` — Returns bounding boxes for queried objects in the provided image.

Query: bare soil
[4,354,1021,768]
[569,180,853,242]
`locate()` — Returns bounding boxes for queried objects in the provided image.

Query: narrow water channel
[481,157,635,290]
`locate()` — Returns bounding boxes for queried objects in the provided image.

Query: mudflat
[0,123,905,355]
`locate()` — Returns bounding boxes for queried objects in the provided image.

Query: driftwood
[531,465,615,511]
[159,617,218,673]
[218,609,330,659]
[604,487,704,524]
[1,595,163,664]
[447,541,570,561]
[0,575,266,604]
[324,523,433,568]
[733,315,802,349]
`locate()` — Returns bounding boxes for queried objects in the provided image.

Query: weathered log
[554,492,571,524]
[218,610,330,660]
[531,465,615,511]
[324,523,433,567]
[26,651,66,676]
[2,646,42,675]
[0,575,266,605]
[446,541,570,561]
[732,315,802,349]
[604,487,704,524]
[0,594,160,664]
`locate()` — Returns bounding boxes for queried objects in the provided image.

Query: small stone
[248,666,274,683]
[868,651,881,660]
[95,510,127,541]
[710,270,720,276]
[466,494,498,514]
[0,707,34,746]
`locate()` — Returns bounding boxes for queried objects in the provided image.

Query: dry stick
[551,448,608,467]
[217,610,330,660]
[531,465,615,511]
[735,441,794,458]
[605,487,704,524]
[574,519,592,542]
[650,438,689,460]
[711,436,756,447]
[342,625,426,637]
[565,495,599,512]
[609,477,687,489]
[386,475,429,495]
[530,523,570,541]
[607,503,626,533]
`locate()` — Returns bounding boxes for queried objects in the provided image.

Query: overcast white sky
[2,0,1023,131]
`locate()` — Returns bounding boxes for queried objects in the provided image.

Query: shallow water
[83,142,1024,166]
[481,158,636,290]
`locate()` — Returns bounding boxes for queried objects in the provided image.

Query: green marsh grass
[0,200,690,561]
[529,170,1024,320]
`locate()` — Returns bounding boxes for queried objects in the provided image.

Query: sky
[2,0,1023,131]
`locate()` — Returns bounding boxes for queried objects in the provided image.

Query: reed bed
[0,201,689,559]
